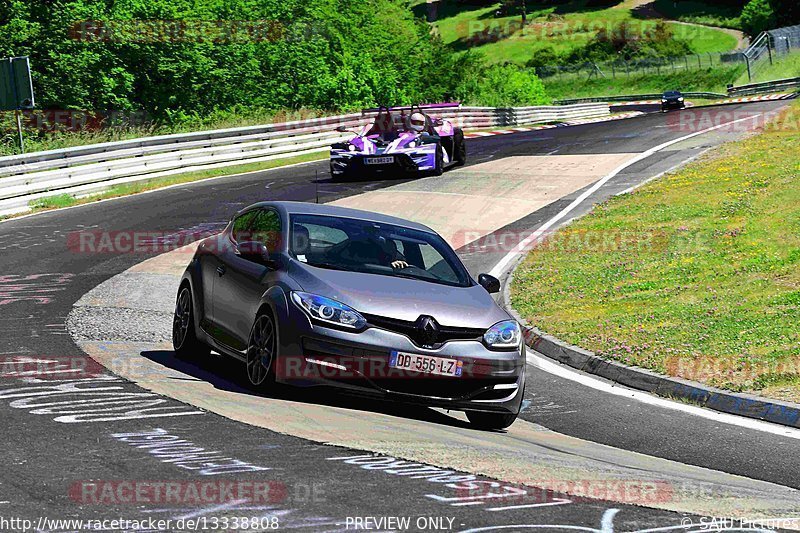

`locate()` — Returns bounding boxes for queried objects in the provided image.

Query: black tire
[330,162,354,182]
[454,130,466,166]
[430,143,444,176]
[173,284,210,360]
[246,310,278,387]
[466,411,518,431]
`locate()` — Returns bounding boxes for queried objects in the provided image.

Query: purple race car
[330,103,467,179]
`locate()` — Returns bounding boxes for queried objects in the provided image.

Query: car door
[214,208,283,350]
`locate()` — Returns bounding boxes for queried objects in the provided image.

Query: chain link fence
[742,24,800,82]
[534,51,746,81]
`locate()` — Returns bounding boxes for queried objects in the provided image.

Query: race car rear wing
[361,102,462,115]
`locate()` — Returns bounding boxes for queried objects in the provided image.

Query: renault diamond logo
[415,315,439,346]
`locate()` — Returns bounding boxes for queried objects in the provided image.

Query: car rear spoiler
[361,102,462,115]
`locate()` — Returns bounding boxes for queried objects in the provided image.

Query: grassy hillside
[416,0,739,66]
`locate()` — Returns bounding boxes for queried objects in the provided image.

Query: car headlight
[291,291,366,329]
[678,97,684,101]
[483,320,521,349]
[348,144,356,152]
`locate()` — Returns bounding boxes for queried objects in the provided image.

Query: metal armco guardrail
[727,76,800,97]
[554,93,727,105]
[0,103,610,216]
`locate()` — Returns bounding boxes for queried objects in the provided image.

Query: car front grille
[363,313,484,347]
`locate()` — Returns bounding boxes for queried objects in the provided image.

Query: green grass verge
[652,0,742,30]
[543,65,744,100]
[420,0,738,66]
[17,151,327,218]
[511,101,800,403]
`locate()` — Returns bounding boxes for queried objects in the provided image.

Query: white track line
[526,350,800,440]
[489,113,773,278]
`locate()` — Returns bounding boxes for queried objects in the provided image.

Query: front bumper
[661,100,686,110]
[330,151,434,176]
[274,300,525,415]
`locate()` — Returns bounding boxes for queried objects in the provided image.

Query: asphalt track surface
[0,101,796,532]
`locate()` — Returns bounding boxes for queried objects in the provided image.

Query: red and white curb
[612,100,662,106]
[613,100,697,109]
[712,93,796,104]
[463,111,645,139]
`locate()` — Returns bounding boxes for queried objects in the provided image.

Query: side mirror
[335,125,349,132]
[236,241,276,268]
[478,273,501,294]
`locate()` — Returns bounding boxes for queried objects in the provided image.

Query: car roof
[242,201,437,234]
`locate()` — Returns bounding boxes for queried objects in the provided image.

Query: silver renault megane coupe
[173,201,525,429]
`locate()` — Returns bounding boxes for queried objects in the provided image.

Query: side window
[231,211,258,243]
[251,209,283,251]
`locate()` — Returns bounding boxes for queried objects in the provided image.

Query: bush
[456,63,549,107]
[566,21,692,63]
[525,46,563,68]
[741,0,777,35]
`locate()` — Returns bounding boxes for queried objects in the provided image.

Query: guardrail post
[745,55,752,82]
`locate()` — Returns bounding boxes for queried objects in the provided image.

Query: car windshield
[290,214,472,288]
[664,91,682,97]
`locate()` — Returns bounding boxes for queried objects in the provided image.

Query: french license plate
[365,156,394,165]
[389,351,462,377]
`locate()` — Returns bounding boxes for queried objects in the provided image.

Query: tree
[741,0,776,35]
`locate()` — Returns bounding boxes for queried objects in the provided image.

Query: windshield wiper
[305,261,347,272]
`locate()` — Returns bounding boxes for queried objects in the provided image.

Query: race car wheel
[173,284,210,360]
[454,129,466,166]
[246,310,277,387]
[431,144,444,176]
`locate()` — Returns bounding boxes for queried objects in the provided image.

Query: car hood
[288,260,510,329]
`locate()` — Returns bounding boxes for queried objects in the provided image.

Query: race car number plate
[389,351,463,377]
[365,156,394,165]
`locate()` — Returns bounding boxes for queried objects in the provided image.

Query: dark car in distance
[661,90,686,112]
[172,201,526,430]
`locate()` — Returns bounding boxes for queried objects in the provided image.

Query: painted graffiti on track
[0,355,204,423]
[0,273,73,306]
